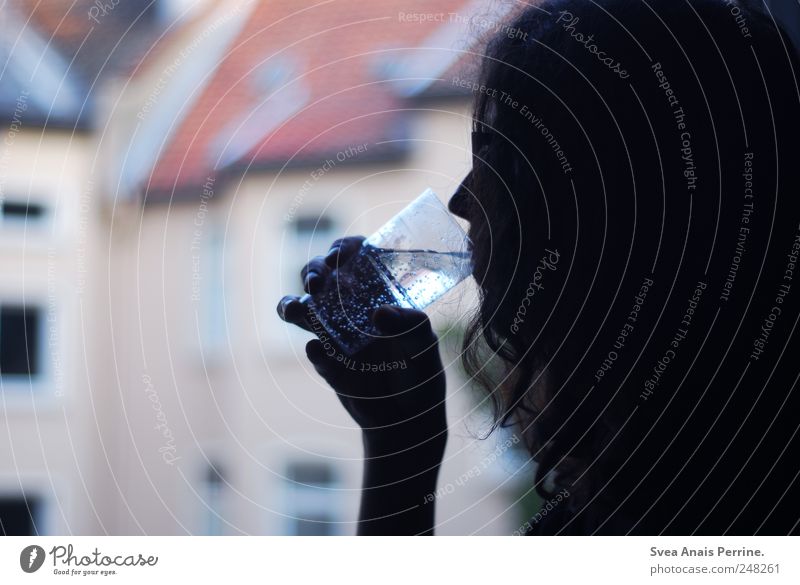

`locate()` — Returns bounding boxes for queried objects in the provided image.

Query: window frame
[273,212,340,351]
[0,295,55,403]
[0,197,50,230]
[282,458,342,536]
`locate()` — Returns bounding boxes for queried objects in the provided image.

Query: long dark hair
[462,0,800,533]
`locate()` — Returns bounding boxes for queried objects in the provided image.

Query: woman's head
[449,0,800,531]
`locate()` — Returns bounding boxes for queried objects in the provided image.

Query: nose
[448,171,473,221]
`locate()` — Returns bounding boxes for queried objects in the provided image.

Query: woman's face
[449,169,490,284]
[447,171,473,223]
[448,128,493,226]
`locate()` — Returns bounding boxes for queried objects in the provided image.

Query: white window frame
[277,212,339,349]
[195,220,228,358]
[261,438,360,536]
[282,458,342,536]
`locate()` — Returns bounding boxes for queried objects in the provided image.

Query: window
[284,461,340,536]
[278,215,337,343]
[285,214,337,287]
[198,224,226,353]
[1,199,46,227]
[0,305,41,378]
[294,216,333,234]
[203,464,226,536]
[293,215,335,256]
[0,495,41,535]
[189,205,228,355]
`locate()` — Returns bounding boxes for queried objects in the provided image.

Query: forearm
[357,434,446,535]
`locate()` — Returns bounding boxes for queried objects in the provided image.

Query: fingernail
[305,272,322,293]
[324,249,339,267]
[284,300,302,321]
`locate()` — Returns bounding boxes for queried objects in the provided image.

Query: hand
[277,236,448,456]
[278,236,449,534]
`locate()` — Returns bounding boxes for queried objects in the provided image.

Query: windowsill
[0,378,63,413]
[0,226,61,250]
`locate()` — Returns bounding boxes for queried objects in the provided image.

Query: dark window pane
[206,464,225,485]
[294,216,333,235]
[0,497,40,536]
[2,201,44,219]
[0,306,40,376]
[287,462,334,486]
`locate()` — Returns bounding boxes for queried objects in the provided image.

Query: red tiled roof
[144,0,485,199]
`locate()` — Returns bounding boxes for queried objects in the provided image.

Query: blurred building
[0,1,115,535]
[1,0,532,535]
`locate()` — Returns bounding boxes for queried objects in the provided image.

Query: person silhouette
[279,0,800,535]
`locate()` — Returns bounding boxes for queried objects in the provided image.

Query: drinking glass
[307,188,471,355]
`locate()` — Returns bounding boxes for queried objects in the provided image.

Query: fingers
[305,339,344,386]
[325,236,365,269]
[301,256,330,294]
[372,306,439,360]
[300,236,364,294]
[305,338,327,362]
[372,307,443,387]
[276,294,314,332]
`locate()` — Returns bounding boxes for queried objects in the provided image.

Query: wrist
[361,430,445,507]
[362,424,447,461]
[363,431,446,485]
[358,422,446,536]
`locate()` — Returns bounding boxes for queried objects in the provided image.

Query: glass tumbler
[307,188,471,355]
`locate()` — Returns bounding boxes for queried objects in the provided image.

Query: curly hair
[460,0,800,533]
